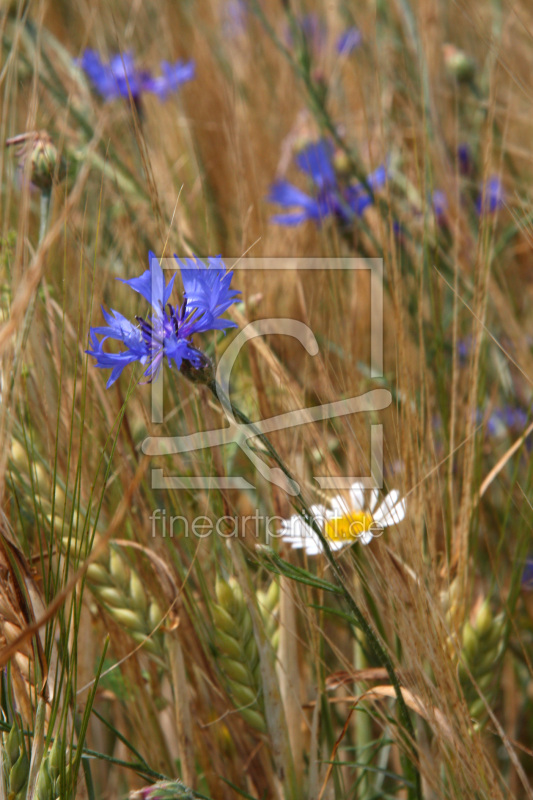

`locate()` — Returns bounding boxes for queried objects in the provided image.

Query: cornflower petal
[295,141,336,189]
[120,251,176,311]
[145,60,196,99]
[267,181,320,214]
[175,255,240,331]
[78,50,194,102]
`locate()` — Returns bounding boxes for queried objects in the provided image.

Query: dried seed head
[6,131,65,192]
[443,44,476,84]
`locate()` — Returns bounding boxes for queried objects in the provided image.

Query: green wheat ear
[257,578,280,651]
[1,717,69,800]
[2,718,29,799]
[444,584,507,723]
[211,576,267,733]
[60,530,164,657]
[458,599,507,722]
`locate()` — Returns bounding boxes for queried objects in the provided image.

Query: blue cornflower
[268,140,386,227]
[337,27,362,55]
[77,50,195,103]
[87,253,239,387]
[476,176,505,214]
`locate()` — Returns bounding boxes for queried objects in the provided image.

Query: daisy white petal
[329,495,351,515]
[374,491,406,526]
[329,537,353,551]
[358,529,375,546]
[368,488,380,513]
[278,505,327,553]
[349,481,366,510]
[303,539,323,556]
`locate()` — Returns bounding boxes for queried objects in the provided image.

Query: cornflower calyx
[6,130,65,192]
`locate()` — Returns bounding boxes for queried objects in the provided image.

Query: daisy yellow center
[325,510,374,542]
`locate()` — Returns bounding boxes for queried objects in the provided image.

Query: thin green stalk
[354,632,373,800]
[38,191,51,247]
[10,190,52,398]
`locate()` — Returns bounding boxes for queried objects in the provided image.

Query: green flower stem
[207,378,422,800]
[354,632,372,799]
[11,190,52,394]
[38,190,51,247]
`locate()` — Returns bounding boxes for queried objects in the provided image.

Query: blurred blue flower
[268,140,386,227]
[432,190,448,221]
[457,143,472,176]
[286,14,327,55]
[87,253,239,387]
[457,335,473,364]
[337,27,362,55]
[522,557,533,590]
[345,163,387,215]
[78,50,195,102]
[502,406,528,430]
[476,176,505,214]
[222,0,248,37]
[147,61,196,100]
[486,404,531,437]
[393,220,405,241]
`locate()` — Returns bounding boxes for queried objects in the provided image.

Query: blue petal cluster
[268,140,386,227]
[87,254,240,387]
[78,50,195,102]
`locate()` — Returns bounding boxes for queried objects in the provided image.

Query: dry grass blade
[0,517,50,717]
[478,417,533,499]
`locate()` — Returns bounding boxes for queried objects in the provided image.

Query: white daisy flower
[326,481,406,546]
[278,482,406,555]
